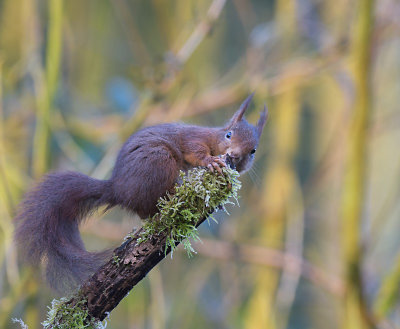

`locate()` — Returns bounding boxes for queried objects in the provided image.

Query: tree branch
[81,219,206,321]
[42,159,239,328]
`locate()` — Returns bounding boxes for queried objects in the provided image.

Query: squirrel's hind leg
[111,145,180,219]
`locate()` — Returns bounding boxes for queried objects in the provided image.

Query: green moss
[36,166,240,328]
[137,166,241,256]
[42,297,106,329]
[112,254,121,267]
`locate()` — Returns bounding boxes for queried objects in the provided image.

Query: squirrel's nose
[228,153,240,161]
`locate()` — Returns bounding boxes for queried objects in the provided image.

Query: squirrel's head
[218,93,268,173]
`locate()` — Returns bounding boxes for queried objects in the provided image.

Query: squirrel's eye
[250,149,256,154]
[225,131,232,139]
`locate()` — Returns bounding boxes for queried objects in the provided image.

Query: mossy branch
[41,161,240,328]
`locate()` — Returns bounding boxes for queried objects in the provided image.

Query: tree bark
[80,215,209,321]
[45,157,237,328]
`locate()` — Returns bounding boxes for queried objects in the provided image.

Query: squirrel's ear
[256,104,268,137]
[228,93,254,126]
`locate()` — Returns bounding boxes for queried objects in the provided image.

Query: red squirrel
[14,94,267,291]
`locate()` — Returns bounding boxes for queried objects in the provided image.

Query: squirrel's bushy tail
[14,171,114,292]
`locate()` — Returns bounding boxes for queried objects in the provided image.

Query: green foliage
[137,166,241,256]
[42,297,105,329]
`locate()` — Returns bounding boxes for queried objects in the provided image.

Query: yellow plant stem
[341,0,375,328]
[374,253,400,318]
[244,89,300,329]
[32,0,63,178]
[244,0,300,327]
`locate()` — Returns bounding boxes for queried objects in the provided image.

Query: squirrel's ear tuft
[228,93,254,127]
[256,104,268,137]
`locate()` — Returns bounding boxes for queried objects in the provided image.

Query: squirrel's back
[111,123,191,218]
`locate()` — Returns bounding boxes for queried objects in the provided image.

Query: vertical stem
[341,0,375,328]
[149,268,166,329]
[244,1,300,328]
[0,60,13,213]
[32,0,63,178]
[244,90,300,329]
[374,253,400,319]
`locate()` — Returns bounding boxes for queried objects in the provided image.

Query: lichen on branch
[42,297,105,329]
[136,166,241,256]
[37,165,241,328]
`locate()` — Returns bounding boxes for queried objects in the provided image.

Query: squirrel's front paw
[206,156,226,174]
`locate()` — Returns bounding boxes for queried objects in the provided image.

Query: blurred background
[0,0,399,328]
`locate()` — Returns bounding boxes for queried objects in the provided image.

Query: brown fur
[14,94,268,291]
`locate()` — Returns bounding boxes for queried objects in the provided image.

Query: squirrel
[14,94,268,291]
